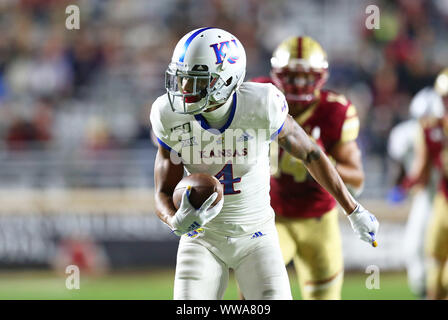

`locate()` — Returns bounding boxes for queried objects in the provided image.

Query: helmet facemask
[166,63,212,114]
[165,63,239,114]
[271,64,328,105]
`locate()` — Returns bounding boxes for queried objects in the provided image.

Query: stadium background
[0,0,446,299]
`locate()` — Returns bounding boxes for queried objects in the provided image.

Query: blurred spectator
[5,97,54,150]
[6,119,42,150]
[83,117,116,152]
[66,30,104,97]
[52,234,109,276]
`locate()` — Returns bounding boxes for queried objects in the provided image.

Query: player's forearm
[305,151,357,214]
[154,147,184,228]
[334,162,364,189]
[407,123,431,187]
[407,161,431,188]
[154,191,177,228]
[407,142,431,187]
[277,116,357,214]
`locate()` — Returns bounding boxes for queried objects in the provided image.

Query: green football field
[0,268,416,300]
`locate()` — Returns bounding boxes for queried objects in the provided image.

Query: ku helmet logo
[210,40,239,64]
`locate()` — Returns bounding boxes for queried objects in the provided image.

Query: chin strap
[205,88,237,111]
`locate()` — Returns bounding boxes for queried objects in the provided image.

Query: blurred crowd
[0,0,447,162]
[359,0,448,159]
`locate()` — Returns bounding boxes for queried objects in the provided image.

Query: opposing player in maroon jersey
[407,68,448,299]
[253,36,366,299]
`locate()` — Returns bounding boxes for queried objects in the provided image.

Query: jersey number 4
[215,161,241,195]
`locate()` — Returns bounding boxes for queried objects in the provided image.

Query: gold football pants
[425,192,448,299]
[276,208,343,300]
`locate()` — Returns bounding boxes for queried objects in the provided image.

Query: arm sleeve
[415,122,425,154]
[149,98,173,151]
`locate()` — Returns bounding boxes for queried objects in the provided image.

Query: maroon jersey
[422,118,448,198]
[252,76,360,218]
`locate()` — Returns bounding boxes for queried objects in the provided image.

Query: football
[172,173,224,210]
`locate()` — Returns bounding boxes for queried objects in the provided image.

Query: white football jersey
[388,119,420,173]
[388,86,442,191]
[388,86,444,171]
[150,82,288,236]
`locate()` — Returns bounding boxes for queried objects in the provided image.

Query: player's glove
[347,203,379,247]
[169,186,224,236]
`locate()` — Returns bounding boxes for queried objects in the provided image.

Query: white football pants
[403,187,435,296]
[173,217,292,300]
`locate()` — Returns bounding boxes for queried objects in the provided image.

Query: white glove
[169,186,224,236]
[347,203,379,247]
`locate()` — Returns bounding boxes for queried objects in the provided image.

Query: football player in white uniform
[388,86,443,298]
[150,27,379,300]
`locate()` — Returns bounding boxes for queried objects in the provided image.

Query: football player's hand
[169,186,224,236]
[387,176,417,204]
[387,185,408,204]
[347,203,379,247]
